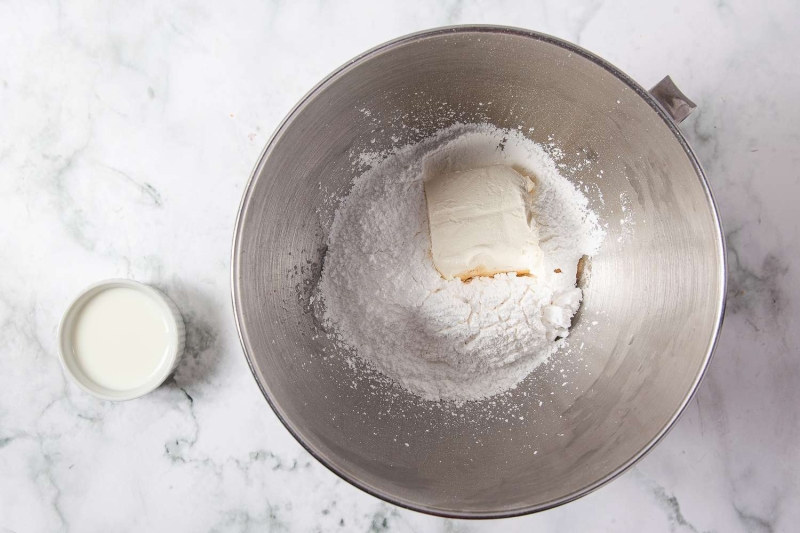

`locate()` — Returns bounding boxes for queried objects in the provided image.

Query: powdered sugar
[318,124,604,402]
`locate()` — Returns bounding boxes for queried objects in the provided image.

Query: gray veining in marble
[1,0,798,531]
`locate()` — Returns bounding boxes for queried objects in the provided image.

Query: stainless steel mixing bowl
[232,26,726,517]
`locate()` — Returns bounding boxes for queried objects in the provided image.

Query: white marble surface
[1,0,798,531]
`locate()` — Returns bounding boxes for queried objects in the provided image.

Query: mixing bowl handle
[649,76,696,124]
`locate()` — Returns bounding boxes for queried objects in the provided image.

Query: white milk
[71,287,170,391]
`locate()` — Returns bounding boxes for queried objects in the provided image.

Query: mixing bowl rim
[231,24,728,519]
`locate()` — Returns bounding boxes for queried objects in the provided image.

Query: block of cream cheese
[424,164,544,280]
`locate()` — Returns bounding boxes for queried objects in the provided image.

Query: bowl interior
[233,27,724,516]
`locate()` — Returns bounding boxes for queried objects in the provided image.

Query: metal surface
[650,75,697,123]
[232,26,726,518]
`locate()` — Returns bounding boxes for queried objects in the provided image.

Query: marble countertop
[2,0,798,531]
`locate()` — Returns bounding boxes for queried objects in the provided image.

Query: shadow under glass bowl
[232,25,726,518]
